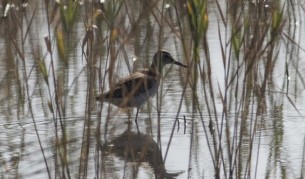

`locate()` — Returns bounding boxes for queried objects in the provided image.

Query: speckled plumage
[100,69,160,108]
[96,50,187,122]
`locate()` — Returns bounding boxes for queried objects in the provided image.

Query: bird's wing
[105,71,156,99]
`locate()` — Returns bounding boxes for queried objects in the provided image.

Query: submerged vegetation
[0,0,304,178]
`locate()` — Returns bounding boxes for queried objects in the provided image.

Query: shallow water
[1,1,305,179]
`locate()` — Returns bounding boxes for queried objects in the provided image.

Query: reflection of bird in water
[101,130,184,179]
[96,50,187,124]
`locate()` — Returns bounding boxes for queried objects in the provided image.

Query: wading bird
[96,50,187,124]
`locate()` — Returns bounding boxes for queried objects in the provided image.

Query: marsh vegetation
[0,0,305,178]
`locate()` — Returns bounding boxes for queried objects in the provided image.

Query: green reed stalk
[186,0,208,94]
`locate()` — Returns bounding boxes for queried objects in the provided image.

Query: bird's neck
[149,63,163,75]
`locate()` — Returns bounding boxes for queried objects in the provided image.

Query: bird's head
[150,50,187,73]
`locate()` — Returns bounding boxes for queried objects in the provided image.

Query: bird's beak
[173,60,188,68]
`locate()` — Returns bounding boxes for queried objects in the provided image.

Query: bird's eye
[165,54,172,60]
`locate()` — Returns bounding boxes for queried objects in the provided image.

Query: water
[1,1,305,179]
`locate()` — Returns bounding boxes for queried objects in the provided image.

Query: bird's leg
[127,108,132,122]
[135,107,140,133]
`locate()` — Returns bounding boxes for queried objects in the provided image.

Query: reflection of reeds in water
[0,0,304,178]
[183,0,294,179]
[102,129,183,179]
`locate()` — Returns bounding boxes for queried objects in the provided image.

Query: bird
[96,50,187,124]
